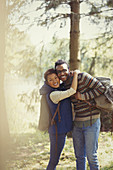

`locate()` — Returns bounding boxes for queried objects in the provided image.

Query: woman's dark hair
[44,68,57,81]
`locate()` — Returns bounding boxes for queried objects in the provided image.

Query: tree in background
[36,0,80,70]
[0,0,10,169]
[34,0,113,70]
[6,0,80,70]
[7,0,113,72]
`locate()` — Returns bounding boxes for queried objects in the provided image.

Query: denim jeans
[72,118,100,170]
[46,133,66,170]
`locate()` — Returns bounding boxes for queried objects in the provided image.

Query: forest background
[0,0,113,169]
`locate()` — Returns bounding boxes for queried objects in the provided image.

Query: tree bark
[0,1,10,169]
[69,0,80,70]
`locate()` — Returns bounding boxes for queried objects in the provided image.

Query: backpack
[38,94,61,132]
[94,77,113,132]
[38,95,51,131]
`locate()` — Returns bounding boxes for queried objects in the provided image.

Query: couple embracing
[40,59,105,170]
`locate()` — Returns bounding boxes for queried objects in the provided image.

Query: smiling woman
[44,69,60,88]
[39,68,78,169]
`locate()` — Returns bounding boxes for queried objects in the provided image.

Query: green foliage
[8,0,32,24]
[7,0,113,78]
[6,26,69,80]
[5,28,38,77]
[80,33,113,79]
[107,0,113,7]
[85,0,113,34]
[42,36,69,70]
[17,36,69,116]
[7,91,38,134]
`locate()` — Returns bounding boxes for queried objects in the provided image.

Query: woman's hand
[73,70,80,74]
[71,70,80,91]
[71,70,80,76]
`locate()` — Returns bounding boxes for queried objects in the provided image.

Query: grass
[6,131,113,170]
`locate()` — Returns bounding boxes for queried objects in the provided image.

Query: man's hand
[75,92,83,100]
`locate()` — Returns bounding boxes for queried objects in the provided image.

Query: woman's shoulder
[39,82,54,95]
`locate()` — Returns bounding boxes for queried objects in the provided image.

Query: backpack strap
[50,102,61,155]
[51,102,61,125]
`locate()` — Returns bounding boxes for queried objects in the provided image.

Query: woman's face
[47,73,60,88]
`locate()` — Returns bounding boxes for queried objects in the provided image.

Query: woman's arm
[71,70,79,90]
[50,71,79,104]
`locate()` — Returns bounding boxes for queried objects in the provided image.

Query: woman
[40,68,78,170]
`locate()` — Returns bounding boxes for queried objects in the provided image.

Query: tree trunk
[69,0,80,70]
[0,1,10,169]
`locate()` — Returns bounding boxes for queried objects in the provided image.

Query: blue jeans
[46,133,66,170]
[72,118,100,170]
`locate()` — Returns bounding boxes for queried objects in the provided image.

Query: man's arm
[75,72,106,101]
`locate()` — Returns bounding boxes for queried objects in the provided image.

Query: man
[55,59,106,170]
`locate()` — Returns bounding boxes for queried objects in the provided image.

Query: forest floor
[6,131,113,170]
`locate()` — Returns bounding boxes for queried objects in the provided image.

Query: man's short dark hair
[55,59,69,70]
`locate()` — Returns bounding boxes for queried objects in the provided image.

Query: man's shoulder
[78,72,86,79]
[78,72,92,79]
